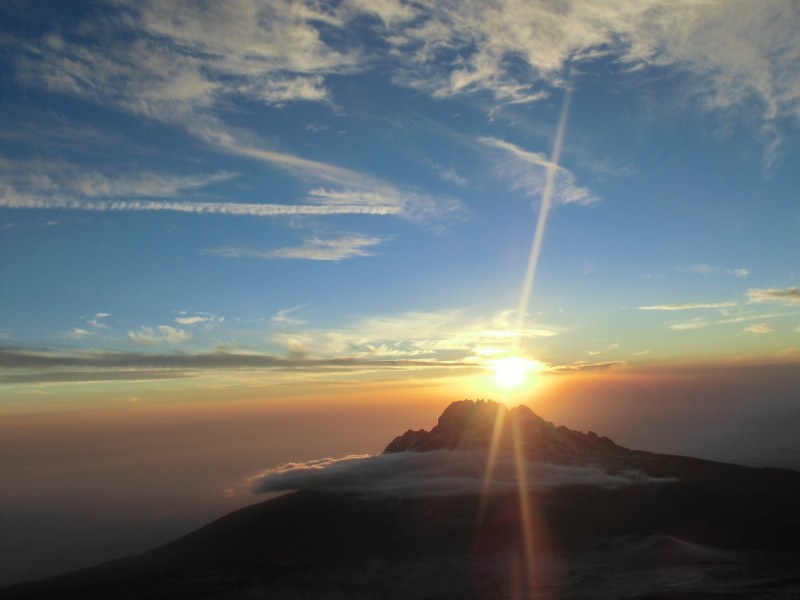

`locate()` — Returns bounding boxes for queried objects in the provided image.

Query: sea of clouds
[250,450,674,497]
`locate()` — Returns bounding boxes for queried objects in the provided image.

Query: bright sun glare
[490,357,540,389]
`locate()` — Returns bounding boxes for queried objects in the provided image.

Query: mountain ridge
[385,399,624,460]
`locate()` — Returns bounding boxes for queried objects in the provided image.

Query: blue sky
[1,0,799,412]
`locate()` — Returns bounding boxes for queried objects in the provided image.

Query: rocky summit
[385,399,623,464]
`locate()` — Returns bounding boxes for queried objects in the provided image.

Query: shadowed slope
[4,400,800,599]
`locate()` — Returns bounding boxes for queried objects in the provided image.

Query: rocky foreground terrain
[5,400,800,599]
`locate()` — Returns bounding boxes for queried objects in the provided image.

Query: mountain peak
[384,399,622,463]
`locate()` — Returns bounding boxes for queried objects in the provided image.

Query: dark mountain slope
[5,400,800,599]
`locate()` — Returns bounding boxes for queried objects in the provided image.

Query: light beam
[514,87,573,339]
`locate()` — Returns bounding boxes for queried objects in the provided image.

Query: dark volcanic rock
[5,400,800,600]
[385,399,625,464]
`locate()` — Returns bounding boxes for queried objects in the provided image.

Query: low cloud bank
[250,451,673,498]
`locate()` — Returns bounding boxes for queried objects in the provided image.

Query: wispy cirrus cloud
[0,158,236,199]
[271,306,309,327]
[5,4,460,221]
[481,137,597,205]
[639,302,736,311]
[14,0,362,121]
[306,188,461,223]
[669,320,710,331]
[9,1,798,170]
[87,313,111,330]
[686,264,749,278]
[174,313,224,327]
[207,235,385,261]
[387,1,800,124]
[669,311,792,332]
[1,161,460,223]
[547,361,629,374]
[744,323,772,335]
[68,328,93,339]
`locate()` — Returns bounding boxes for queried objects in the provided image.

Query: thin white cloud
[748,287,800,306]
[717,312,790,325]
[128,325,191,345]
[269,308,560,361]
[547,360,629,374]
[669,320,709,331]
[69,328,93,339]
[175,316,211,326]
[271,306,309,327]
[207,235,385,261]
[87,313,111,329]
[250,450,673,498]
[204,132,379,189]
[437,167,468,187]
[240,75,329,104]
[306,188,461,222]
[689,264,716,274]
[174,313,223,327]
[686,265,750,278]
[668,310,793,332]
[71,171,235,198]
[744,323,772,335]
[639,302,736,311]
[0,158,238,199]
[481,137,598,205]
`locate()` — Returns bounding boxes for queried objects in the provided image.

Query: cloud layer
[250,450,673,498]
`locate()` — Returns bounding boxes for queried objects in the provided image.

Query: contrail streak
[1,197,401,217]
[514,88,573,338]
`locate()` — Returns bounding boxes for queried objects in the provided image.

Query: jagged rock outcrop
[385,399,624,464]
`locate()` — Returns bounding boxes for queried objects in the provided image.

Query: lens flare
[491,357,540,389]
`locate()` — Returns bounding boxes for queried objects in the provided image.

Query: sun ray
[479,406,507,518]
[514,85,573,343]
[510,410,538,593]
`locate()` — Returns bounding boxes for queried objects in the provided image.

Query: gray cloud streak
[0,370,195,384]
[0,347,476,379]
[748,287,800,306]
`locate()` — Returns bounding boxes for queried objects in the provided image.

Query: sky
[1,0,800,585]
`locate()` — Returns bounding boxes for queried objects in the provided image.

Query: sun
[490,357,541,389]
